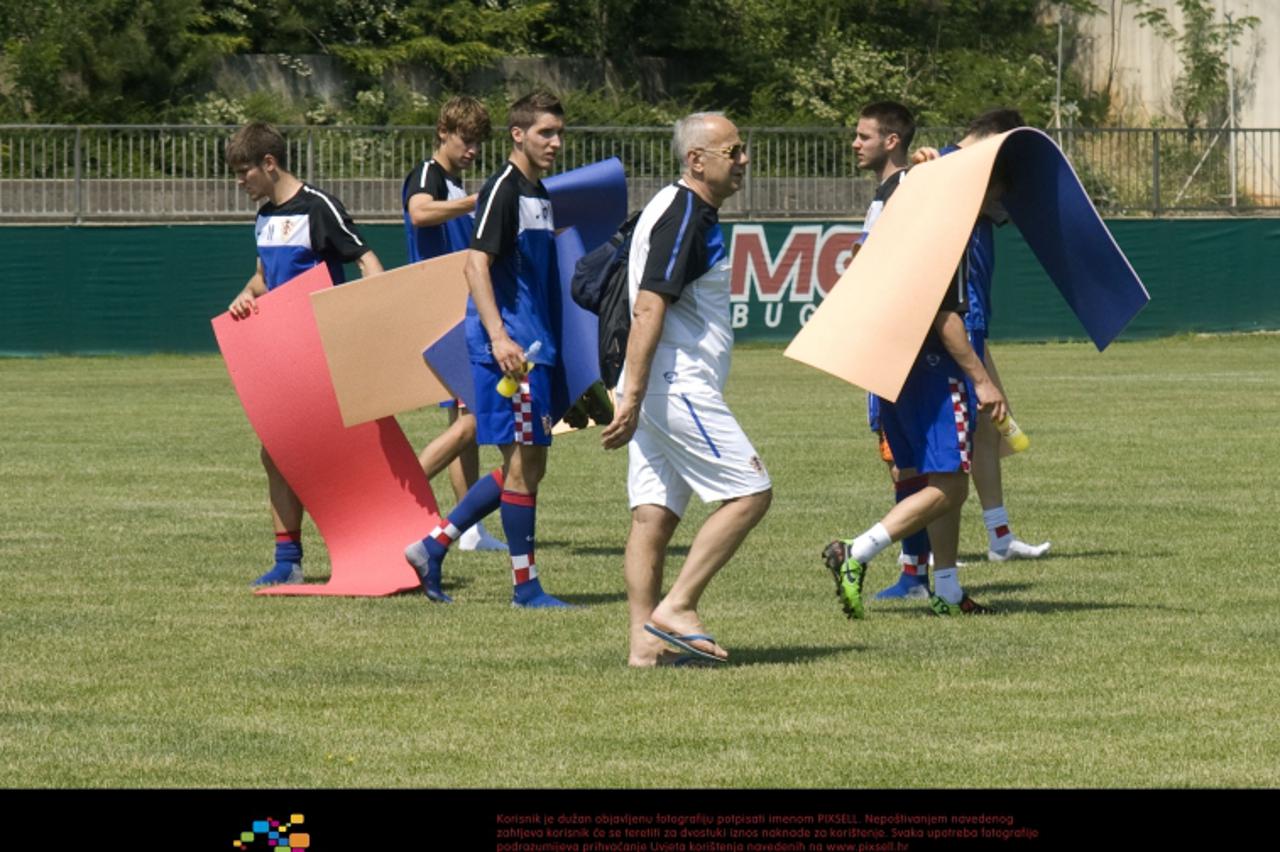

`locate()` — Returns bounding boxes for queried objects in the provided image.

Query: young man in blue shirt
[225,122,384,587]
[404,93,571,608]
[941,109,1052,565]
[401,96,506,553]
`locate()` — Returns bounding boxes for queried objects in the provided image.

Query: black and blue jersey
[254,185,369,289]
[402,158,474,262]
[466,162,558,367]
[939,144,995,334]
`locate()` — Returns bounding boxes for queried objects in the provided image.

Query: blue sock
[420,469,505,560]
[501,490,538,595]
[502,490,571,608]
[448,469,504,533]
[895,475,931,575]
[274,534,302,565]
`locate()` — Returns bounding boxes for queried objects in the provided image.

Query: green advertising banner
[723,219,1280,342]
[2,219,1278,354]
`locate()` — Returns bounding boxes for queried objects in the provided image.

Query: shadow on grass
[569,545,691,558]
[984,599,1150,615]
[870,595,1149,617]
[969,581,1034,595]
[961,548,1131,563]
[558,592,629,606]
[730,644,865,666]
[386,575,475,598]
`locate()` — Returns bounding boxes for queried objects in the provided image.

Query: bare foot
[628,628,676,667]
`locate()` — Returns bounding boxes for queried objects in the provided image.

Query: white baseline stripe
[474,163,515,240]
[302,185,363,246]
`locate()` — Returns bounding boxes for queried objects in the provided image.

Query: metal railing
[2,124,1279,222]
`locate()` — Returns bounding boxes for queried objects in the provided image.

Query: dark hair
[437,95,491,142]
[226,122,288,170]
[965,108,1026,139]
[859,101,916,149]
[507,91,564,131]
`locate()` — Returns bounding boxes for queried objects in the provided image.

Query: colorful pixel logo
[232,814,310,850]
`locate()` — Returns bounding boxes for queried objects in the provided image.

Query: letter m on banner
[730,225,822,302]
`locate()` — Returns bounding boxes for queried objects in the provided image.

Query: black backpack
[570,211,641,389]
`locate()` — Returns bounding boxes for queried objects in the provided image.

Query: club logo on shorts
[542,414,553,434]
[663,371,677,384]
[748,455,764,474]
[926,353,941,368]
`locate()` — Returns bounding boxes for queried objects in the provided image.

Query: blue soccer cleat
[874,571,930,600]
[252,561,303,587]
[404,540,453,603]
[512,578,573,609]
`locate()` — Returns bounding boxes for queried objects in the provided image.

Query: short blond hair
[438,96,491,142]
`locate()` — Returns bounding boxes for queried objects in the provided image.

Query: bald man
[603,112,773,667]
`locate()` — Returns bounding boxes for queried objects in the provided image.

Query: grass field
[1,336,1278,788]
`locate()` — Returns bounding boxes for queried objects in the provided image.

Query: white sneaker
[456,522,507,552]
[988,538,1051,562]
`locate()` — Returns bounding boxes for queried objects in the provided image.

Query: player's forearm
[241,273,267,298]
[620,292,668,406]
[934,310,991,386]
[356,250,383,278]
[409,195,477,228]
[463,250,511,347]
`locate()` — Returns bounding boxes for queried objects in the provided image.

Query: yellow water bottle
[995,413,1030,453]
[496,340,541,398]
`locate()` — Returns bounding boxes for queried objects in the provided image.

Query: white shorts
[628,391,771,516]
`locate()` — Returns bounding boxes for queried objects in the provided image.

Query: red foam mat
[211,265,439,596]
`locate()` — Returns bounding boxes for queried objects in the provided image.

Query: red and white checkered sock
[427,521,463,550]
[501,490,538,586]
[898,551,930,577]
[510,551,539,585]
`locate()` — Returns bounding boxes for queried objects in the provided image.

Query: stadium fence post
[1152,129,1161,215]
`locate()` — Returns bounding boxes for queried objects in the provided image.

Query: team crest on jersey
[279,219,294,240]
[926,353,941,368]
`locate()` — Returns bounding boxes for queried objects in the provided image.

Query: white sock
[933,567,963,604]
[849,523,893,564]
[983,506,1013,551]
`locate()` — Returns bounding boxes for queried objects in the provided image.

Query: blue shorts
[469,360,553,447]
[866,392,881,433]
[878,357,973,475]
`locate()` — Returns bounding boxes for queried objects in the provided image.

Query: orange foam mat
[311,252,469,428]
[784,134,1002,401]
[786,129,1148,401]
[211,264,439,596]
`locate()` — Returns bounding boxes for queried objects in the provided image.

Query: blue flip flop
[644,623,727,664]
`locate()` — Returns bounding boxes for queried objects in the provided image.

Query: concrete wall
[211,55,680,106]
[1069,0,1274,127]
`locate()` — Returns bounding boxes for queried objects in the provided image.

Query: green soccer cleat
[822,539,867,620]
[928,593,993,616]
